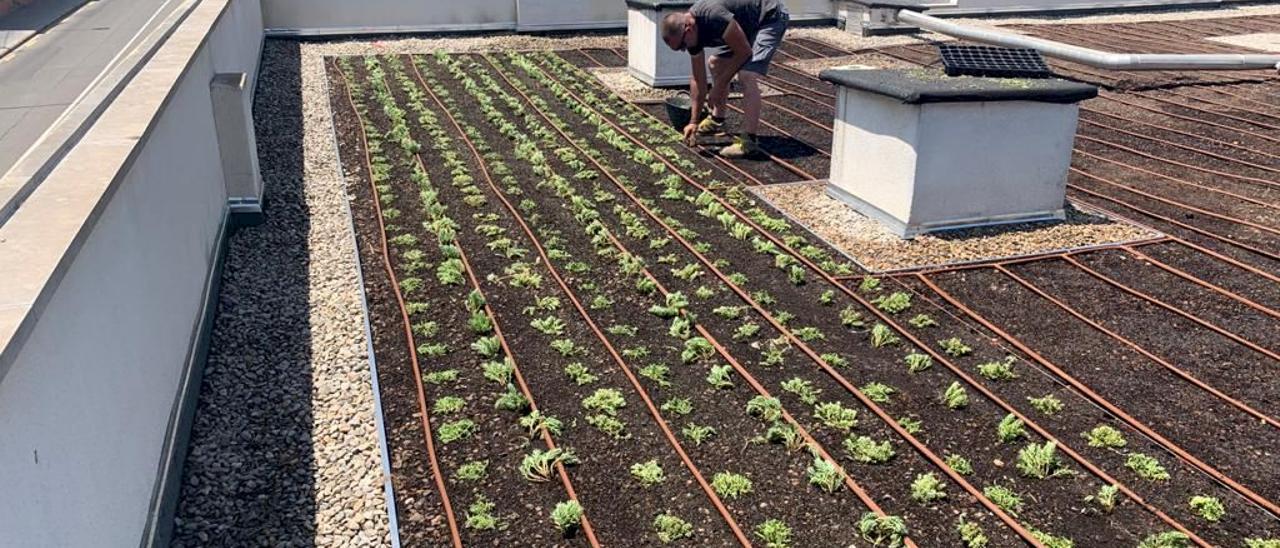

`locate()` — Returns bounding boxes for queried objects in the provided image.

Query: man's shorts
[713,9,790,76]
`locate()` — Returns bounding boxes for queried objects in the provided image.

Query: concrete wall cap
[819,67,1098,104]
[625,0,695,11]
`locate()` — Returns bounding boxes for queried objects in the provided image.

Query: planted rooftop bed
[323,17,1280,545]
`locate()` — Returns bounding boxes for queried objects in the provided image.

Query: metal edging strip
[321,57,403,548]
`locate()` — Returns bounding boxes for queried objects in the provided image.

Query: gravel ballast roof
[752,181,1161,272]
[172,40,391,547]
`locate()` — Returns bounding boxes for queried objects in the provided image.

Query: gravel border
[172,40,391,547]
[751,181,1163,273]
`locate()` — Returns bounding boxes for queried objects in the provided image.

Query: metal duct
[895,9,1280,72]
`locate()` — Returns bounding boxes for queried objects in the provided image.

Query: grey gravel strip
[171,40,390,547]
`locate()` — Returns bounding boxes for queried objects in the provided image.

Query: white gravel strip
[172,40,391,547]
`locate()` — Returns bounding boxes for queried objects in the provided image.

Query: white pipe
[896,9,1280,72]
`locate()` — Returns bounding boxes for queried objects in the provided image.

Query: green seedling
[423,369,458,385]
[821,353,848,367]
[897,416,923,434]
[873,292,912,314]
[606,324,637,337]
[454,460,488,481]
[630,459,666,487]
[550,338,582,357]
[755,519,793,548]
[793,326,825,342]
[983,484,1023,516]
[711,472,753,499]
[694,285,716,299]
[1189,495,1225,522]
[976,357,1018,381]
[563,362,597,385]
[433,396,466,414]
[911,473,947,503]
[997,414,1027,443]
[1085,484,1119,513]
[856,513,907,547]
[1138,531,1190,548]
[841,306,866,328]
[845,435,895,464]
[682,423,717,445]
[938,337,972,357]
[807,456,845,494]
[870,324,901,348]
[471,336,501,358]
[639,363,672,387]
[1029,527,1074,548]
[904,353,933,373]
[494,384,529,412]
[519,410,563,438]
[1245,539,1280,548]
[858,276,882,293]
[653,513,694,543]
[819,290,836,305]
[733,322,761,341]
[1028,394,1063,415]
[621,346,650,360]
[781,378,820,405]
[1084,425,1127,449]
[418,343,449,358]
[706,364,734,389]
[531,316,566,336]
[661,397,693,416]
[945,454,973,475]
[814,401,858,431]
[586,414,628,439]
[468,312,493,334]
[713,306,744,320]
[908,314,938,328]
[1126,453,1170,481]
[551,500,583,535]
[465,495,501,530]
[582,388,626,416]
[681,337,714,363]
[1017,441,1072,479]
[746,396,783,422]
[668,316,692,339]
[520,447,578,482]
[862,382,896,403]
[438,419,476,444]
[760,422,806,452]
[941,382,969,410]
[956,516,989,548]
[482,359,514,385]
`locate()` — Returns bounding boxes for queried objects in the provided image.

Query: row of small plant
[530,54,1266,544]
[360,54,610,538]
[434,50,912,546]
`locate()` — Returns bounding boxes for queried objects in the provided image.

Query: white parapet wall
[262,0,832,36]
[0,0,263,545]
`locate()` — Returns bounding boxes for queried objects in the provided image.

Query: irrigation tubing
[1077,117,1280,179]
[508,51,1053,546]
[1079,105,1280,163]
[994,265,1280,518]
[1062,255,1280,364]
[334,59,464,548]
[411,54,755,547]
[1074,132,1280,189]
[1072,148,1280,210]
[1070,168,1280,238]
[1100,92,1280,146]
[524,51,1253,541]
[1122,245,1280,320]
[924,267,1280,429]
[576,48,605,68]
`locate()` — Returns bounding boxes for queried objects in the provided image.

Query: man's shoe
[697,116,726,135]
[719,134,760,159]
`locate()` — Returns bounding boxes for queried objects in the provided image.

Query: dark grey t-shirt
[687,0,782,55]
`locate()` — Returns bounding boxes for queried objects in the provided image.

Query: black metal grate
[938,45,1053,79]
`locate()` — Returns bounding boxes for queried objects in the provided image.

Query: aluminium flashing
[0,0,235,385]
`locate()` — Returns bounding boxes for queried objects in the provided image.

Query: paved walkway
[0,0,181,185]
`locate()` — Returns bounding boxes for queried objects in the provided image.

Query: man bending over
[661,0,789,158]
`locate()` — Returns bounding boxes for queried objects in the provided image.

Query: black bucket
[664,92,692,129]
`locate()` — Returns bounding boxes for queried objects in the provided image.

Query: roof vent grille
[938,45,1053,78]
